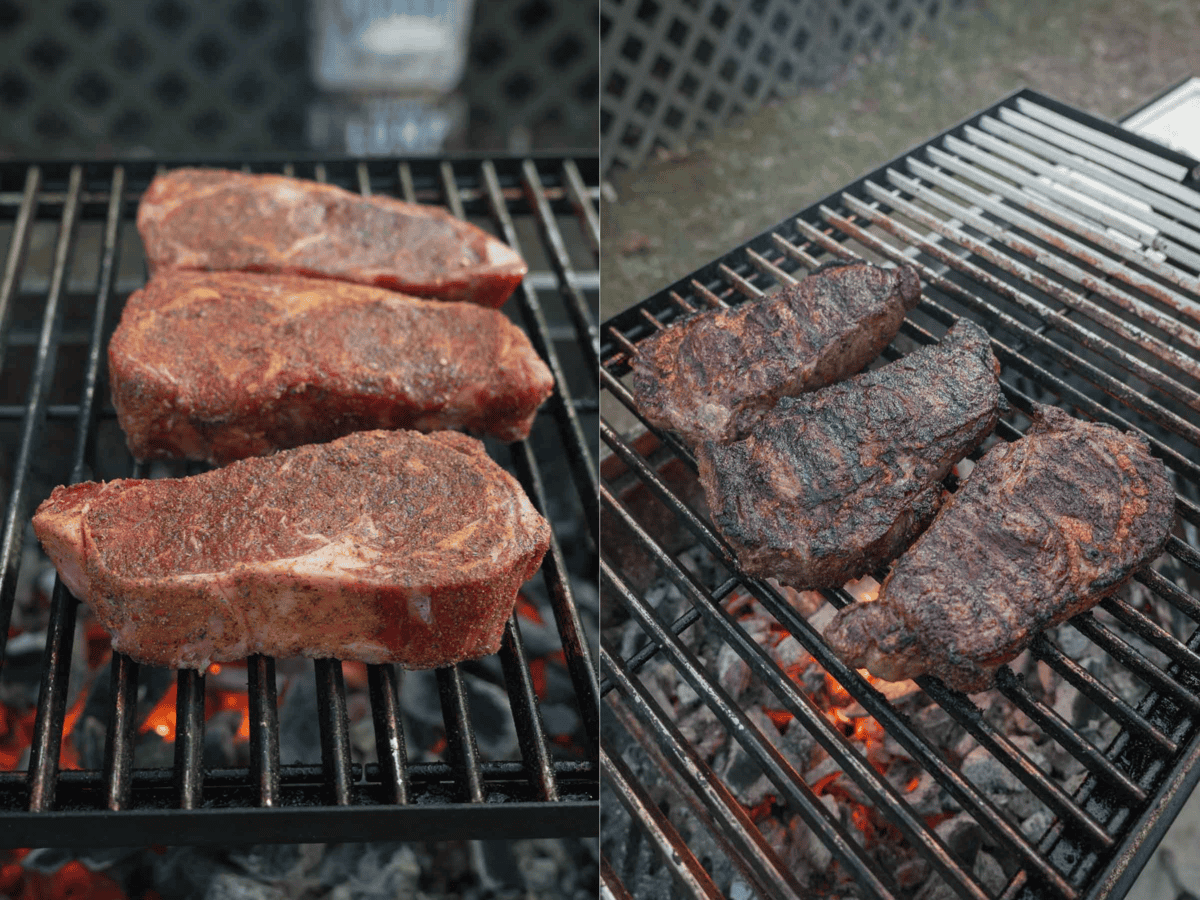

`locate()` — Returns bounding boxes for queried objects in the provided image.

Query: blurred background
[0,0,598,156]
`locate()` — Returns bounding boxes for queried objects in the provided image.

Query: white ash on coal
[602,530,1198,897]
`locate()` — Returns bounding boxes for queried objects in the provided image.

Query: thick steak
[824,404,1175,692]
[696,319,1002,589]
[631,261,921,445]
[109,270,554,464]
[33,430,550,670]
[137,168,527,308]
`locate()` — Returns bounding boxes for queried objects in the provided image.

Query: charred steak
[824,404,1174,692]
[696,319,1002,589]
[631,260,921,444]
[137,168,527,308]
[32,430,551,670]
[108,271,554,465]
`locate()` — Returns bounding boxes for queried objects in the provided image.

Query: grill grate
[599,89,1200,900]
[0,154,599,845]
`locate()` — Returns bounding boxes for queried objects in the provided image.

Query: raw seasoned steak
[108,271,554,465]
[631,260,921,445]
[32,430,551,670]
[825,404,1174,692]
[137,168,527,308]
[696,319,1002,589]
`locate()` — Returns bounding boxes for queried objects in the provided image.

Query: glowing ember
[140,683,178,742]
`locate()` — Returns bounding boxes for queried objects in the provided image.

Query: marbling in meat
[108,270,554,464]
[33,430,551,670]
[137,167,527,308]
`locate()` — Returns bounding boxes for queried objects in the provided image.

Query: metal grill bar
[601,743,725,900]
[499,616,559,801]
[602,647,810,900]
[103,654,139,810]
[437,665,486,804]
[892,157,1200,334]
[521,159,601,381]
[510,436,601,758]
[1,153,598,845]
[860,178,1200,387]
[481,161,600,546]
[600,89,1200,900]
[315,659,354,806]
[920,138,1200,296]
[366,662,409,805]
[247,655,281,806]
[175,669,206,809]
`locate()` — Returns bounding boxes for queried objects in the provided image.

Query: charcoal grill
[599,88,1200,900]
[0,154,599,845]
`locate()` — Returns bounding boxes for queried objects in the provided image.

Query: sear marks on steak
[108,271,554,465]
[137,168,527,308]
[696,319,1002,590]
[824,404,1175,693]
[631,260,921,445]
[32,430,551,670]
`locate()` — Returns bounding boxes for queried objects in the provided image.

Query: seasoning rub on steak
[631,260,921,445]
[137,167,527,308]
[825,404,1174,692]
[32,430,551,670]
[697,319,1002,589]
[109,270,554,465]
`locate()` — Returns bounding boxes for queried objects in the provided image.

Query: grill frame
[599,87,1200,900]
[0,154,600,847]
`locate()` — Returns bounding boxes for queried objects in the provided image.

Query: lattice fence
[0,0,597,156]
[601,0,971,174]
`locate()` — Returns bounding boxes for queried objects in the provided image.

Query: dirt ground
[602,0,1200,322]
[600,1,1200,895]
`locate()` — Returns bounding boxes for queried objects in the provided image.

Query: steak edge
[32,430,551,670]
[824,404,1175,692]
[108,270,554,464]
[137,167,527,308]
[696,319,1002,589]
[631,261,921,445]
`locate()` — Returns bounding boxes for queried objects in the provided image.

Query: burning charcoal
[677,704,725,759]
[960,746,1023,795]
[471,840,523,893]
[464,676,520,760]
[203,710,242,768]
[1021,809,1054,841]
[758,820,796,868]
[769,635,809,673]
[72,715,108,770]
[914,874,959,900]
[934,813,985,867]
[716,644,751,700]
[729,880,754,900]
[151,849,235,899]
[895,856,930,889]
[719,739,772,808]
[912,703,958,747]
[278,667,322,765]
[227,844,324,884]
[903,772,947,817]
[974,850,1007,894]
[806,795,839,871]
[771,581,827,618]
[675,679,699,711]
[315,844,421,898]
[202,871,286,900]
[540,702,580,739]
[0,631,51,709]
